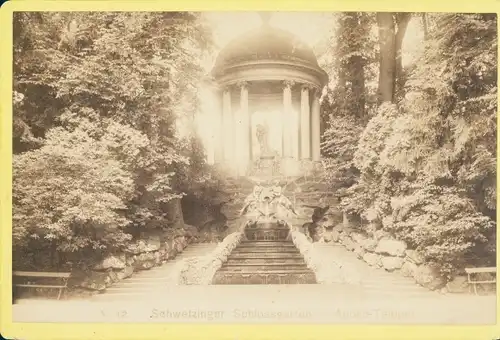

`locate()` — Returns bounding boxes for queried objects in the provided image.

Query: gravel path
[13,284,495,324]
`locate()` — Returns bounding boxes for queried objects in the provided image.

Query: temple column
[300,84,311,159]
[213,88,224,164]
[282,80,294,158]
[222,87,233,167]
[291,91,300,160]
[311,87,321,161]
[238,81,250,176]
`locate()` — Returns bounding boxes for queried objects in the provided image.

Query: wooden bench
[13,271,71,300]
[465,267,496,295]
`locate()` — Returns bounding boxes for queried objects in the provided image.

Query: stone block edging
[74,235,190,294]
[176,231,244,285]
[324,228,448,291]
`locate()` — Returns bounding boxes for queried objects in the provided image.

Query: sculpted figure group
[239,185,332,242]
[240,185,296,222]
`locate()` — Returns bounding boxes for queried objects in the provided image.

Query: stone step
[245,227,290,235]
[245,225,290,229]
[228,253,304,259]
[212,270,317,284]
[232,247,300,254]
[218,264,310,272]
[225,258,306,265]
[238,241,295,247]
[219,266,309,272]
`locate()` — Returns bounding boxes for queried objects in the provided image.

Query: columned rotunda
[204,14,328,178]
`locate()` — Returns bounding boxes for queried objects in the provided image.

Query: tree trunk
[351,55,366,119]
[335,12,368,119]
[50,242,56,268]
[394,13,411,101]
[376,12,396,103]
[165,198,185,229]
[421,13,429,40]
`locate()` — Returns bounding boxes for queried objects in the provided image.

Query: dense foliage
[13,12,216,269]
[320,12,376,191]
[337,13,497,276]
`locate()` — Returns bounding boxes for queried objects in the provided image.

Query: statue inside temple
[256,123,271,158]
[252,121,282,177]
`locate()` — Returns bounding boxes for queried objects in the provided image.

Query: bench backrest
[465,267,496,274]
[13,271,71,278]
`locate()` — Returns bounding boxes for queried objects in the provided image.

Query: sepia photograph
[8,9,497,326]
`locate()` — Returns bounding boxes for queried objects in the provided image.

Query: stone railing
[289,230,362,285]
[176,231,244,285]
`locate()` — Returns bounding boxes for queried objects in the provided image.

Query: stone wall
[285,179,343,231]
[319,221,475,293]
[71,231,192,294]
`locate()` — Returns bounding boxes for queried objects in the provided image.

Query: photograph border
[1,0,499,339]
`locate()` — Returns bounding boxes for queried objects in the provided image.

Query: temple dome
[212,25,321,75]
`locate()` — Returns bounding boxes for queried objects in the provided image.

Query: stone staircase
[92,243,218,301]
[212,222,317,284]
[92,178,439,301]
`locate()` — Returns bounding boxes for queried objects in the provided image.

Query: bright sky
[204,12,333,49]
[202,12,424,71]
[201,12,334,71]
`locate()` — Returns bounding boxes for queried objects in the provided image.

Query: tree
[376,12,412,103]
[394,13,412,99]
[327,12,376,120]
[319,13,376,190]
[344,13,497,276]
[12,12,216,269]
[376,13,396,103]
[421,13,429,40]
[13,117,138,268]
